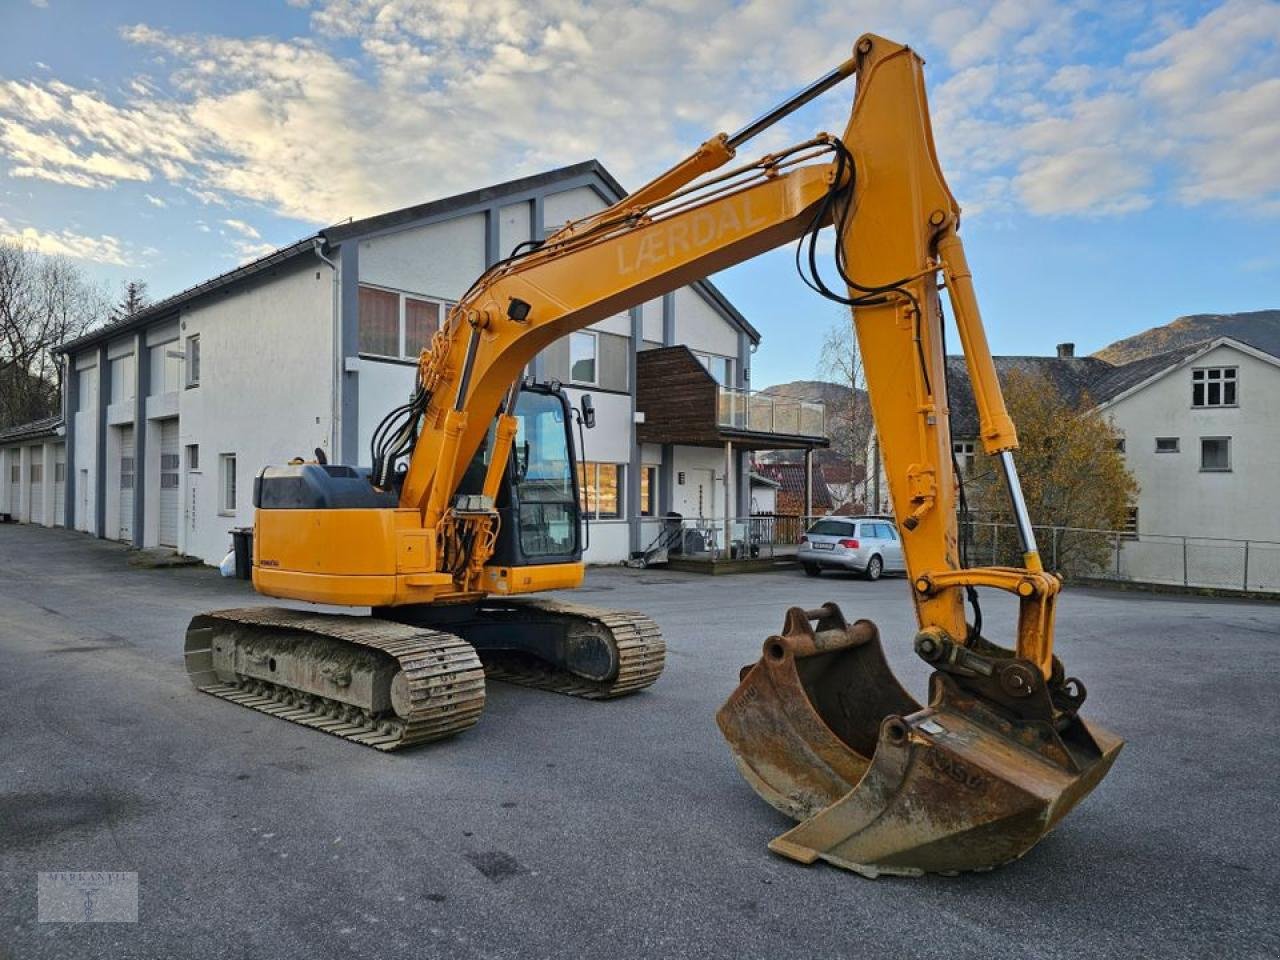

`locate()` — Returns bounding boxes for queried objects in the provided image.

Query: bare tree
[113,279,149,322]
[0,241,109,429]
[818,313,872,503]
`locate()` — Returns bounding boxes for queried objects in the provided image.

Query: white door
[158,420,179,547]
[675,468,715,522]
[28,451,43,525]
[8,452,20,518]
[54,449,65,526]
[118,425,134,542]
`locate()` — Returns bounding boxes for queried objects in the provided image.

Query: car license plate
[813,542,834,550]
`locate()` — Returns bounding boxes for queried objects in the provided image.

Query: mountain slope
[1094,310,1280,364]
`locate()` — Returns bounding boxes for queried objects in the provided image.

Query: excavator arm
[386,36,1055,674]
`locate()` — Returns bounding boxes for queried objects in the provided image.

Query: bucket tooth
[718,603,1123,877]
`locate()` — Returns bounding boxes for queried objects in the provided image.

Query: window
[1192,367,1237,407]
[358,286,400,356]
[695,352,733,386]
[405,297,440,356]
[953,440,976,474]
[1155,437,1180,454]
[160,453,180,490]
[1114,438,1126,453]
[1200,436,1231,472]
[149,343,184,394]
[219,454,237,513]
[9,463,18,483]
[640,466,657,517]
[30,462,42,483]
[186,335,201,387]
[809,519,854,537]
[120,457,134,490]
[109,354,135,404]
[358,285,452,360]
[577,461,622,519]
[186,444,200,472]
[570,332,597,385]
[54,462,65,482]
[1124,506,1139,537]
[76,368,95,412]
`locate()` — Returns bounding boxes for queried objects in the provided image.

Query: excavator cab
[487,382,583,570]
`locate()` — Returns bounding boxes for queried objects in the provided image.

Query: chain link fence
[962,520,1280,594]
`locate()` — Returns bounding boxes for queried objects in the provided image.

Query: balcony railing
[717,387,825,438]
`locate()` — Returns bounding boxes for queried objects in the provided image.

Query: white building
[0,416,65,528]
[30,161,822,564]
[945,338,1280,545]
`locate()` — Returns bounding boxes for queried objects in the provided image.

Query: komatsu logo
[616,195,767,275]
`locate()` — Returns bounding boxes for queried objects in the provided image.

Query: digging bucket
[717,603,1123,877]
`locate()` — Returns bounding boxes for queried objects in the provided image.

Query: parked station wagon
[798,516,905,580]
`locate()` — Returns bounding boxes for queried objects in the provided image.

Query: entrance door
[54,449,65,526]
[158,420,179,547]
[8,451,20,518]
[118,425,134,542]
[28,452,43,524]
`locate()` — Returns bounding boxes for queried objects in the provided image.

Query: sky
[0,0,1277,386]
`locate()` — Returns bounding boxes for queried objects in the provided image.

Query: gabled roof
[1092,337,1280,410]
[754,462,833,509]
[946,335,1280,436]
[946,355,1110,438]
[0,415,63,445]
[60,159,758,355]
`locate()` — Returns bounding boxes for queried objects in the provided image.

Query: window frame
[1191,366,1238,408]
[219,453,237,515]
[693,351,734,386]
[186,444,200,473]
[1199,436,1232,473]
[1154,437,1180,454]
[577,460,625,520]
[185,334,201,388]
[357,283,453,362]
[639,465,658,517]
[952,440,976,474]
[569,331,599,386]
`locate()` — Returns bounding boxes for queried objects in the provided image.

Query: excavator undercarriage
[185,597,665,750]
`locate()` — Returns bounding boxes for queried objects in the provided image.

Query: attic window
[1192,367,1236,407]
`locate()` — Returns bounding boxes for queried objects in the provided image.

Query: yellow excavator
[184,34,1121,877]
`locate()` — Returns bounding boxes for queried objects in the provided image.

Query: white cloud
[0,0,1275,227]
[0,217,130,265]
[144,193,167,207]
[221,218,260,239]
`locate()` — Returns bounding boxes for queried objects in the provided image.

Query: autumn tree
[964,369,1137,574]
[0,241,109,428]
[818,314,872,502]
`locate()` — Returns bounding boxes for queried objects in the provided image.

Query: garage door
[158,420,179,547]
[28,452,43,525]
[54,448,66,526]
[118,425,134,542]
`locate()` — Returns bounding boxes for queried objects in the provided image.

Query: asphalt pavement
[1,523,1277,960]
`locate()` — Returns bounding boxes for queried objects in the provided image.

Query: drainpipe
[313,238,341,462]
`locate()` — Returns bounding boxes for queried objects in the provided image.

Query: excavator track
[386,597,666,700]
[184,607,486,751]
[469,597,666,699]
